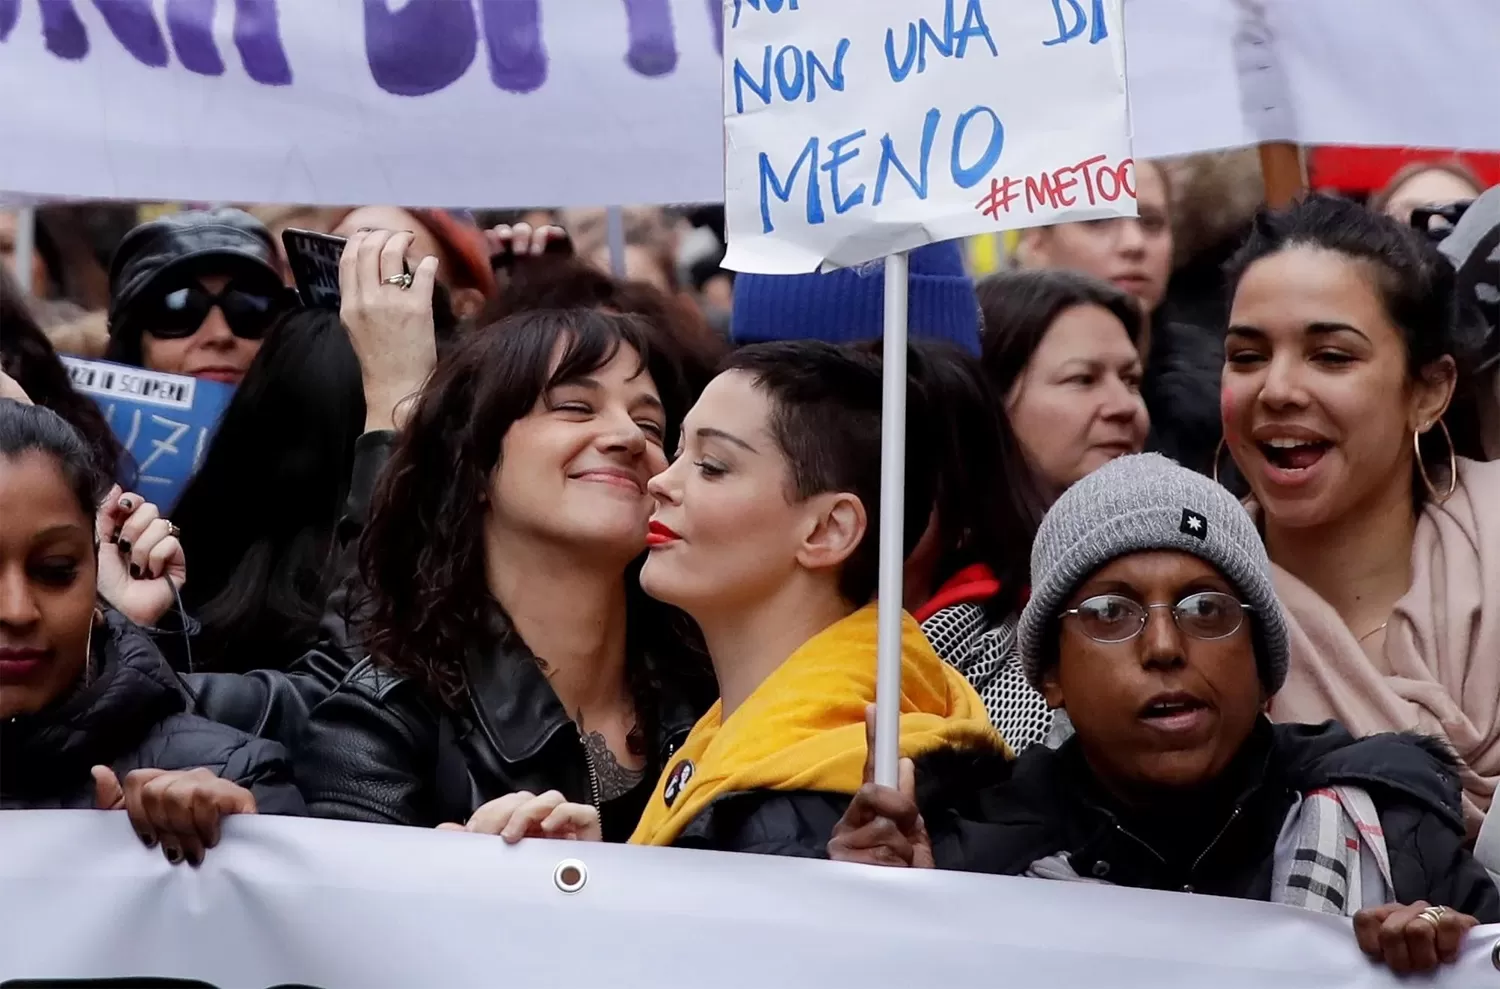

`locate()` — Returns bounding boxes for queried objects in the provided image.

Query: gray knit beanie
[1018,453,1289,694]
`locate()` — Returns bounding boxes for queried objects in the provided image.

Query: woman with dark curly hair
[294,305,715,840]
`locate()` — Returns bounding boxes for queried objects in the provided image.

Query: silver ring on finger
[1417,905,1448,929]
[382,272,414,290]
[165,521,182,540]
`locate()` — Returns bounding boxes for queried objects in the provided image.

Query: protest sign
[720,0,1134,273]
[1,811,1497,989]
[0,0,726,208]
[0,1,1497,211]
[60,357,232,510]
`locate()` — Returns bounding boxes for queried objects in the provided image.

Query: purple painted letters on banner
[4,0,719,94]
[478,0,545,94]
[2,0,289,81]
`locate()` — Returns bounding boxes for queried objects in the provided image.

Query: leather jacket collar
[460,613,702,770]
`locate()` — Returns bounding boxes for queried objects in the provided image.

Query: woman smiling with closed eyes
[295,310,714,840]
[1218,196,1500,836]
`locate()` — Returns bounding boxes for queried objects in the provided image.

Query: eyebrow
[1226,322,1370,343]
[553,376,665,414]
[34,523,89,542]
[697,426,758,453]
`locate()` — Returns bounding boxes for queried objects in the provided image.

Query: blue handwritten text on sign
[0,0,724,95]
[721,0,1134,273]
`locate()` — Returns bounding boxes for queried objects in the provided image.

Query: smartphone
[282,228,348,310]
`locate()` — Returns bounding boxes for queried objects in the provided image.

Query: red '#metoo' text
[975,155,1136,220]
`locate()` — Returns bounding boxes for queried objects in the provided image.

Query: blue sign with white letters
[61,357,233,511]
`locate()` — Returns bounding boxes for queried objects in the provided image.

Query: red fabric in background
[1309,147,1500,195]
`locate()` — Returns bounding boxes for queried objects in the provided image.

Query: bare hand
[1353,902,1479,974]
[93,765,257,867]
[827,705,933,868]
[95,487,186,628]
[485,222,571,264]
[437,790,602,843]
[338,228,440,433]
[0,368,32,405]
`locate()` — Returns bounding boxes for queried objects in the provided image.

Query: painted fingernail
[138,832,156,848]
[164,847,181,864]
[110,528,121,544]
[118,539,132,555]
[129,564,142,580]
[119,496,135,511]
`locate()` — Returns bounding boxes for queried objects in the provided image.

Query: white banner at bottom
[0,811,1496,989]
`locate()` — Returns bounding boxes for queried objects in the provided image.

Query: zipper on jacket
[577,724,602,809]
[1189,806,1244,877]
[1107,805,1244,890]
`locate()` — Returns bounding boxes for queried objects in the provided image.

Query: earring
[1211,436,1228,486]
[1413,420,1458,504]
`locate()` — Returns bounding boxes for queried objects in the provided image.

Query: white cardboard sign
[720,0,1135,273]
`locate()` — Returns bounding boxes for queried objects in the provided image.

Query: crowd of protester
[2,154,1499,975]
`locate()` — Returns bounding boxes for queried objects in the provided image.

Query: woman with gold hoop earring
[1220,195,1500,841]
[0,400,304,862]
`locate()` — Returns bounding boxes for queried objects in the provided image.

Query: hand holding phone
[337,229,441,433]
[283,228,349,309]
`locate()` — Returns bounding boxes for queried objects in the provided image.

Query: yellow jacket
[630,604,1004,847]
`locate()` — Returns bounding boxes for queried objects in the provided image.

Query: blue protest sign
[60,357,233,510]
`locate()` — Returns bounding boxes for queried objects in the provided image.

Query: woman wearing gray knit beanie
[831,454,1497,976]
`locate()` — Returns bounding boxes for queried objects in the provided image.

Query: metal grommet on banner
[1491,940,1500,971]
[554,858,588,894]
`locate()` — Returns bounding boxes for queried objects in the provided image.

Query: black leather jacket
[294,627,708,842]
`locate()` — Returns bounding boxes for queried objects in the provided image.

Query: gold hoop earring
[1414,419,1458,504]
[1212,436,1228,486]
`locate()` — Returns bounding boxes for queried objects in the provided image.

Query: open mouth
[1259,437,1331,473]
[1141,697,1205,717]
[1139,693,1210,732]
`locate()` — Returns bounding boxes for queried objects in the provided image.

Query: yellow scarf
[630,604,1003,847]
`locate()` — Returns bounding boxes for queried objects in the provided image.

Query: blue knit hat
[729,241,981,355]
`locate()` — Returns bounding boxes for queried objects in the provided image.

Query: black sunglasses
[1410,201,1474,244]
[137,279,291,341]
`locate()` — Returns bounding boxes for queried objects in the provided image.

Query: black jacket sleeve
[293,661,442,828]
[1387,802,1500,923]
[219,735,308,817]
[674,790,851,858]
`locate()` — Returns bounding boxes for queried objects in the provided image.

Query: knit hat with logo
[1017,453,1289,695]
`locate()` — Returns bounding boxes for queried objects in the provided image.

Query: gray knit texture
[1018,453,1289,694]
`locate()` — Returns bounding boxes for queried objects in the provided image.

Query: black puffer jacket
[294,615,710,842]
[0,609,305,814]
[917,719,1500,921]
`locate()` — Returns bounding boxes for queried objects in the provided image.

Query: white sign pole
[606,205,628,278]
[873,250,909,788]
[11,206,35,290]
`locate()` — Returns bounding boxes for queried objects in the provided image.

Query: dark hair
[0,264,129,485]
[1225,194,1486,499]
[484,256,725,398]
[977,268,1144,394]
[0,398,108,523]
[171,308,364,672]
[359,309,708,712]
[899,340,1041,616]
[721,341,938,607]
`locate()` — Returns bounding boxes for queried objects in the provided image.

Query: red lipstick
[647,520,681,547]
